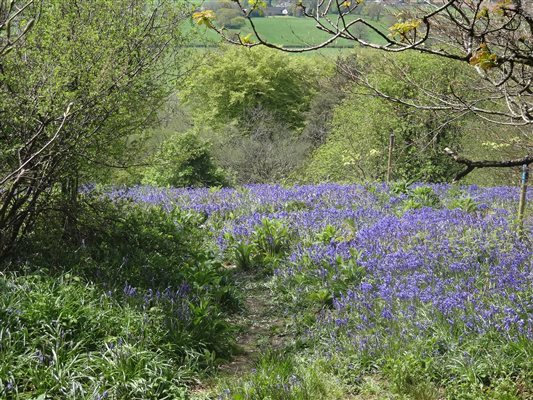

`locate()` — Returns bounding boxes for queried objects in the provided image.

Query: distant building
[265,6,289,16]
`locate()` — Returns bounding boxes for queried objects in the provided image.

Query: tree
[180,47,327,183]
[209,106,311,183]
[180,46,322,130]
[301,51,467,183]
[199,0,533,179]
[0,0,188,257]
[365,3,384,21]
[203,0,246,28]
[0,0,36,56]
[300,72,349,147]
[216,8,246,29]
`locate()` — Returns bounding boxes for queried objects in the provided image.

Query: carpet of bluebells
[110,183,532,398]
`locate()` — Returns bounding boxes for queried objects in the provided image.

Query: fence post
[386,132,395,184]
[518,164,529,238]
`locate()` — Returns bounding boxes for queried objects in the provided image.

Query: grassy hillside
[190,15,392,49]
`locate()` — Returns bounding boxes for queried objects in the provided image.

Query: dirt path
[219,271,286,375]
[191,270,289,398]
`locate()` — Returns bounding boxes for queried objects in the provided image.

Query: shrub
[252,219,292,262]
[448,196,479,213]
[142,132,226,188]
[2,193,242,398]
[215,8,246,28]
[402,186,442,211]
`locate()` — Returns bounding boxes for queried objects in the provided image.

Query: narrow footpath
[219,272,287,375]
[191,270,290,398]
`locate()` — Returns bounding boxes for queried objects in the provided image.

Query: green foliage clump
[301,51,469,183]
[316,224,339,244]
[274,248,365,312]
[0,273,190,399]
[448,196,479,213]
[252,219,292,262]
[402,186,442,212]
[224,219,293,271]
[180,46,322,130]
[142,132,227,188]
[2,195,243,398]
[217,353,347,400]
[19,195,234,302]
[232,241,257,270]
[216,8,247,28]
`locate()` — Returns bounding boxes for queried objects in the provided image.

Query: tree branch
[444,147,533,181]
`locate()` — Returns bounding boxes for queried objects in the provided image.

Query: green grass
[0,273,191,399]
[215,352,350,400]
[189,15,392,50]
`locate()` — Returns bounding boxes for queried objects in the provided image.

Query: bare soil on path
[219,271,287,375]
[191,270,290,398]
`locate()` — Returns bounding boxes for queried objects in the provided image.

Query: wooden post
[386,132,395,184]
[518,164,529,238]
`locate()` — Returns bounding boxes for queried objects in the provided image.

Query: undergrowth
[1,194,241,399]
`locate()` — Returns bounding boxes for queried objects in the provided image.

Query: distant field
[190,15,392,50]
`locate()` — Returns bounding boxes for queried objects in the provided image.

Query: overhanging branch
[444,147,533,181]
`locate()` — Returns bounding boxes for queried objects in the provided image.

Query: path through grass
[191,269,294,398]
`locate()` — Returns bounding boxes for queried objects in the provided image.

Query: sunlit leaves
[341,0,364,9]
[493,0,513,16]
[248,0,267,10]
[481,141,511,150]
[469,44,497,70]
[475,7,489,19]
[180,47,321,129]
[192,10,216,28]
[240,33,254,45]
[389,19,421,42]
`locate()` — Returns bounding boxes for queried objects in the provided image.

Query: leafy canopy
[180,46,324,130]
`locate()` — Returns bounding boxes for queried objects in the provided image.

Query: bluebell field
[5,183,527,398]
[106,183,532,398]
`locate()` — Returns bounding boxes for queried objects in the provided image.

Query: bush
[224,218,293,271]
[210,107,311,184]
[228,16,246,28]
[20,197,197,283]
[142,132,226,188]
[402,186,442,212]
[215,8,245,28]
[1,193,242,398]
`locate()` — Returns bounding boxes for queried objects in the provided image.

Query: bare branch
[444,147,533,181]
